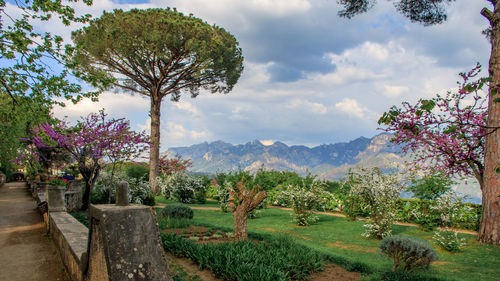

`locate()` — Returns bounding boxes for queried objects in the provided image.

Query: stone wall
[49,212,88,281]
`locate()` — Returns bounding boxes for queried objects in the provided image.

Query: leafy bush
[348,167,406,239]
[157,172,206,203]
[162,233,324,281]
[217,181,231,212]
[279,181,327,226]
[433,228,466,252]
[125,163,149,181]
[161,203,194,219]
[93,171,155,205]
[380,235,438,272]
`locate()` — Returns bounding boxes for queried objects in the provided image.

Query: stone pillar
[35,182,48,201]
[84,203,172,280]
[115,181,129,206]
[46,185,67,212]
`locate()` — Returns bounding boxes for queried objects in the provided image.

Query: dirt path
[0,182,69,281]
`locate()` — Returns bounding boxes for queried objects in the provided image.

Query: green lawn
[154,196,220,208]
[173,205,499,281]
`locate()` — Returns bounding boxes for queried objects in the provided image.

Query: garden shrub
[380,235,438,272]
[433,228,466,252]
[93,171,155,205]
[161,203,194,219]
[125,163,149,180]
[279,181,327,226]
[157,172,206,203]
[348,167,406,239]
[161,233,324,281]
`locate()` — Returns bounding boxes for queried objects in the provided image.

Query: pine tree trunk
[233,208,248,240]
[480,4,500,245]
[149,97,162,193]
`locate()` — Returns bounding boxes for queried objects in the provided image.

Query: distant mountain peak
[165,134,402,179]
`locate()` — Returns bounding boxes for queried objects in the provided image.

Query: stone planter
[46,185,67,212]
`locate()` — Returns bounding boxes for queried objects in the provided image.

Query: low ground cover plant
[161,203,194,219]
[380,235,438,272]
[161,232,324,281]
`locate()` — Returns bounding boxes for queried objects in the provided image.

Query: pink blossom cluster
[379,64,487,182]
[30,110,150,165]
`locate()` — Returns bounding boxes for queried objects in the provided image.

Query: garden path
[0,181,69,281]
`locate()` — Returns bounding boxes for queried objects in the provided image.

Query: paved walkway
[0,182,69,281]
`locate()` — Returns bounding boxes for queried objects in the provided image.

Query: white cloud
[286,99,328,115]
[173,101,200,115]
[161,122,209,147]
[382,85,409,98]
[52,92,149,123]
[335,98,369,119]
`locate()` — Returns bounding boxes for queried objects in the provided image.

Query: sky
[21,0,493,149]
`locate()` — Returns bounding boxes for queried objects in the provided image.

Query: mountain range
[165,133,402,179]
[165,133,481,203]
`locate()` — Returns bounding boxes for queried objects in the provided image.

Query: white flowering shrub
[348,167,406,239]
[156,172,205,203]
[433,228,466,252]
[279,181,328,226]
[94,171,154,205]
[218,181,232,212]
[431,191,465,227]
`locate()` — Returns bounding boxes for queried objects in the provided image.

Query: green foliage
[161,203,194,219]
[365,270,450,281]
[93,171,155,206]
[279,181,328,226]
[0,94,53,175]
[380,236,438,272]
[348,167,406,239]
[162,233,324,281]
[1,0,94,108]
[157,172,206,204]
[70,211,89,227]
[125,163,149,181]
[68,8,244,97]
[433,228,466,252]
[407,171,453,200]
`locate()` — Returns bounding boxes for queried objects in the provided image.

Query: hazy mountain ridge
[165,133,401,177]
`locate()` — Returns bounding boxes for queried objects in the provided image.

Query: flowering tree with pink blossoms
[378,64,499,242]
[30,111,149,210]
[378,65,488,188]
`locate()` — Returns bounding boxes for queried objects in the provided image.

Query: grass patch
[154,197,220,208]
[185,207,499,281]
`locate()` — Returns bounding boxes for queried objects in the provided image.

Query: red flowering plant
[47,176,70,187]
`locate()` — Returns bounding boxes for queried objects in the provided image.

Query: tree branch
[481,8,494,22]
